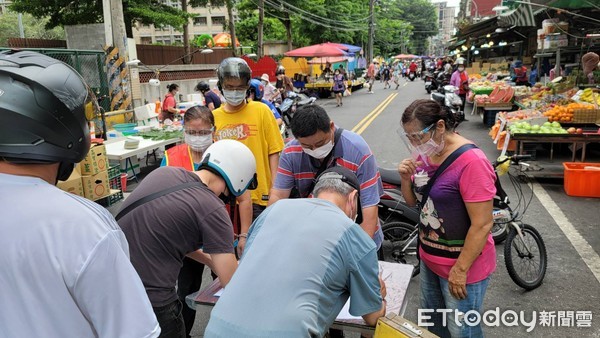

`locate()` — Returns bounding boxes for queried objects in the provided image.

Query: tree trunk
[257,0,264,58]
[226,0,238,56]
[182,0,191,64]
[284,13,292,51]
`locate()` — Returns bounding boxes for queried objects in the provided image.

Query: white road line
[532,181,600,284]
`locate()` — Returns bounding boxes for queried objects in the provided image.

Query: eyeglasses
[184,127,214,136]
[401,124,434,142]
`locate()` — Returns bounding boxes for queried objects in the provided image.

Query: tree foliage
[0,12,65,46]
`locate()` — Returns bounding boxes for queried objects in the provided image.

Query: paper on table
[214,289,224,297]
[336,299,362,320]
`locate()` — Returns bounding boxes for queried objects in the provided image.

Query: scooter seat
[431,92,445,104]
[379,167,402,186]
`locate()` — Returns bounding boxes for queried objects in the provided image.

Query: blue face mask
[223,90,246,106]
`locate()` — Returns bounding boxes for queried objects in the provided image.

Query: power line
[261,0,368,31]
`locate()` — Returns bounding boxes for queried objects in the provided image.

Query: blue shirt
[204,91,221,109]
[205,198,382,338]
[261,98,281,119]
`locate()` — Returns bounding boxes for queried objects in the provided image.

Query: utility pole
[182,0,191,64]
[368,0,375,62]
[257,0,264,58]
[103,0,132,110]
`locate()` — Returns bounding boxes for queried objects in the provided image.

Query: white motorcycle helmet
[200,139,257,196]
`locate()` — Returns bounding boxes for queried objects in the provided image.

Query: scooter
[277,91,317,136]
[408,71,416,82]
[377,167,420,226]
[431,85,464,125]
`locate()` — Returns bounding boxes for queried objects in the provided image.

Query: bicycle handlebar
[494,154,532,167]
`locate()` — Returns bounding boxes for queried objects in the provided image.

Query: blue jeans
[420,261,490,338]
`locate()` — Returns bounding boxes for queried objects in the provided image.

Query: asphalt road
[120,78,600,337]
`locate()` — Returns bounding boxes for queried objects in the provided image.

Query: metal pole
[368,0,375,63]
[17,13,25,38]
[257,0,264,58]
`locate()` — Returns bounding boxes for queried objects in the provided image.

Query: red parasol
[285,43,349,57]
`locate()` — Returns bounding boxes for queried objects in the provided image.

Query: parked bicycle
[377,155,547,290]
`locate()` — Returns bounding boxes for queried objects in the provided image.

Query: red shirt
[409,62,418,72]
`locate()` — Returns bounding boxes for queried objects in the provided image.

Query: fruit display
[542,102,595,123]
[509,121,568,135]
[578,88,600,105]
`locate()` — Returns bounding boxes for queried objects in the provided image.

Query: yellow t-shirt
[213,101,284,206]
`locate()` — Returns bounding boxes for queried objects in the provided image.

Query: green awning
[498,0,536,27]
[547,0,598,9]
[447,39,467,50]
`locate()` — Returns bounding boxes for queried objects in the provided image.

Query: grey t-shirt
[118,167,234,306]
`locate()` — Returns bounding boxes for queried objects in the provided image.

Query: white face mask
[458,67,465,72]
[223,90,246,106]
[185,134,213,152]
[414,130,445,157]
[303,140,334,159]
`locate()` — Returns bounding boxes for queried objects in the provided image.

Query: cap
[260,73,270,82]
[315,166,363,224]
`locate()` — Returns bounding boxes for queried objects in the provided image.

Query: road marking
[351,93,396,133]
[532,181,600,284]
[352,93,398,135]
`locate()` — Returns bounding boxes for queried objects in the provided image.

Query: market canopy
[308,56,348,64]
[208,33,240,47]
[498,0,536,27]
[285,43,350,57]
[394,54,418,59]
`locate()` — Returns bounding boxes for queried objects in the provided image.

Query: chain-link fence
[0,48,110,110]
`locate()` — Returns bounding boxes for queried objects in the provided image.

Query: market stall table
[512,132,600,162]
[190,261,413,336]
[105,136,181,181]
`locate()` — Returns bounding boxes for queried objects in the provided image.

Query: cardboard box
[56,165,84,197]
[80,143,108,175]
[82,170,110,201]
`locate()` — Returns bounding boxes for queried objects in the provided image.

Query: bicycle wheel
[378,222,420,277]
[504,224,547,290]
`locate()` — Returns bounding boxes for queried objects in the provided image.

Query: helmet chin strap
[56,162,75,183]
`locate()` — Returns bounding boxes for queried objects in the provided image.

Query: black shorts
[333,89,344,94]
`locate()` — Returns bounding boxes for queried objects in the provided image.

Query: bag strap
[420,143,477,208]
[115,181,204,221]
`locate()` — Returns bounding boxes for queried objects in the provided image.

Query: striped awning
[498,0,536,27]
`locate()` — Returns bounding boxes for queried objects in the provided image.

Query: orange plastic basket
[563,162,600,198]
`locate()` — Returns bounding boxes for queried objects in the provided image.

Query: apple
[576,128,583,134]
[567,127,576,134]
[543,122,552,127]
[552,122,561,128]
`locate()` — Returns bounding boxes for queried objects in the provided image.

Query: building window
[141,37,153,44]
[211,16,225,25]
[194,17,207,26]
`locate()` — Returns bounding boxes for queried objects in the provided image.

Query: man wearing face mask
[205,166,387,338]
[212,57,284,255]
[268,105,385,249]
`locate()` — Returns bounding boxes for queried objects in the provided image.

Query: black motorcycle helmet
[216,57,252,93]
[0,50,96,181]
[195,81,210,93]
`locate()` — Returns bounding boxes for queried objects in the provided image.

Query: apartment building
[133,1,234,45]
[429,1,457,55]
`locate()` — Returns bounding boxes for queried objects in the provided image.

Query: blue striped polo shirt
[273,128,384,208]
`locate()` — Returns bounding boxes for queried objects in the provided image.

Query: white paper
[214,288,224,297]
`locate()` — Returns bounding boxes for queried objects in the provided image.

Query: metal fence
[136,45,234,65]
[0,48,110,111]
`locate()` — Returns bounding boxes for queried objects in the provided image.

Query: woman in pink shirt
[397,99,496,338]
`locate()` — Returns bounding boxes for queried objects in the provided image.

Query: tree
[0,12,65,46]
[10,0,192,38]
[395,0,437,55]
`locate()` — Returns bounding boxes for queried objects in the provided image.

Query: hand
[448,264,468,300]
[398,159,422,182]
[378,274,387,300]
[236,237,246,257]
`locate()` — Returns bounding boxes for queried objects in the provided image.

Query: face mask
[303,140,334,159]
[415,130,445,157]
[458,67,465,72]
[223,90,246,106]
[185,133,213,152]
